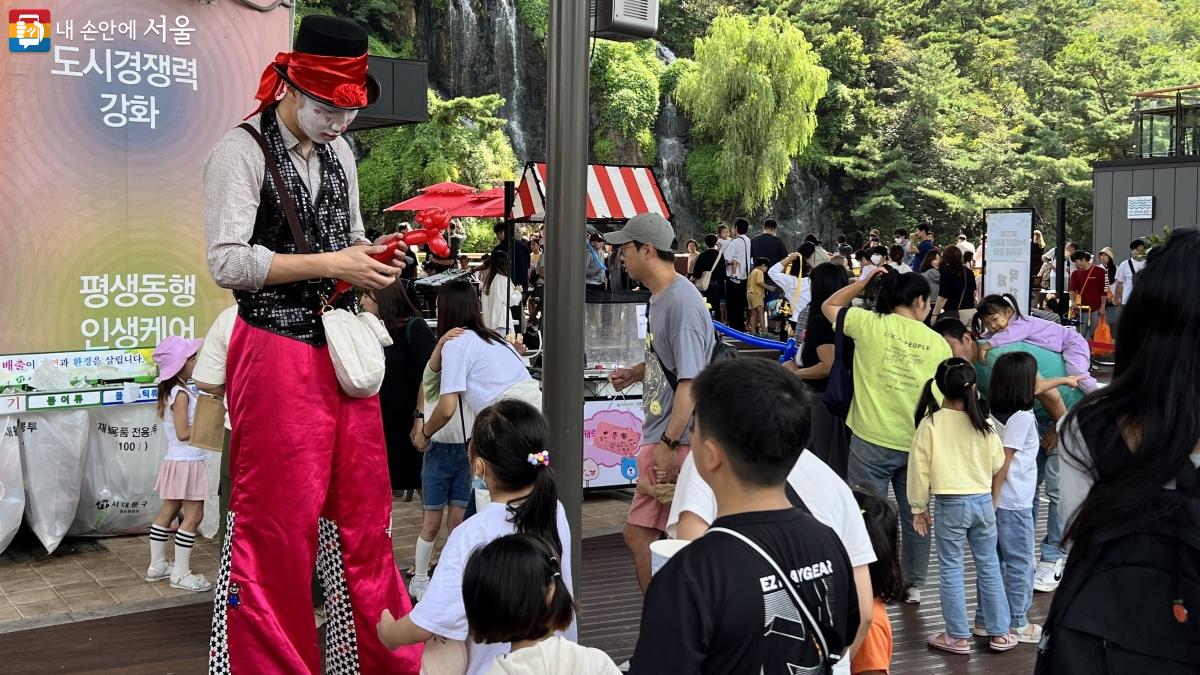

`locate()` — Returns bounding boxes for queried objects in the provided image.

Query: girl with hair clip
[974,293,1098,393]
[907,358,1015,655]
[463,533,619,674]
[379,400,576,675]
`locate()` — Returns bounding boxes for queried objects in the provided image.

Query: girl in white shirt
[146,336,213,592]
[413,281,540,454]
[379,400,577,675]
[480,251,524,335]
[464,533,619,675]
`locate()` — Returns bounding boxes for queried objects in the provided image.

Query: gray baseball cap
[603,212,675,251]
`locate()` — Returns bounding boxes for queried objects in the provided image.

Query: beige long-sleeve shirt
[202,113,368,292]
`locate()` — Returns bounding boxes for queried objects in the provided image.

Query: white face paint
[295,92,358,143]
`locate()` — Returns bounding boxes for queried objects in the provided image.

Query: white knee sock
[149,524,170,566]
[173,529,196,577]
[414,537,434,578]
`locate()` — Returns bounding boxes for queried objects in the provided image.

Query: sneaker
[144,561,174,582]
[170,572,213,592]
[1033,558,1066,592]
[903,586,921,604]
[314,606,327,629]
[618,661,630,673]
[1014,622,1043,644]
[409,574,430,602]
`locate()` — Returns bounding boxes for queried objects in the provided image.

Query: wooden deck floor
[0,521,1053,674]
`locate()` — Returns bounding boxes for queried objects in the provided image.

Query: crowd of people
[163,16,1196,674]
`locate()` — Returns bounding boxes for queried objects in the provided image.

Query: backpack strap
[707,526,838,664]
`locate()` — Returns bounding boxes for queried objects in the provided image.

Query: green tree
[674,13,829,216]
[589,40,665,163]
[355,92,518,233]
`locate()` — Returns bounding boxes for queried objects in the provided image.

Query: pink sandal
[989,633,1019,652]
[927,632,971,655]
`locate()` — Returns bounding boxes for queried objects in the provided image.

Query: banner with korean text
[0,1,291,388]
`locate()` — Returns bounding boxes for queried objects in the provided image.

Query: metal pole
[1055,197,1066,319]
[544,0,588,596]
[504,181,516,337]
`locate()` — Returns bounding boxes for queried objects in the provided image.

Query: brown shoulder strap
[237,122,310,255]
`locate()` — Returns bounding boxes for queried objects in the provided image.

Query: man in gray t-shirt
[606,213,715,592]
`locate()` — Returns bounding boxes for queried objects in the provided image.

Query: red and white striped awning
[511,162,672,222]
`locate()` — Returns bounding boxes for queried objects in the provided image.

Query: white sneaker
[618,661,630,673]
[1033,558,1066,592]
[409,574,430,602]
[170,572,213,592]
[903,586,921,604]
[144,561,174,582]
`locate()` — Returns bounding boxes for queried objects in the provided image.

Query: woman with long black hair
[1037,229,1200,673]
[788,262,851,476]
[936,245,977,325]
[363,281,435,496]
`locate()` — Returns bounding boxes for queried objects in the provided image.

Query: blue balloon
[712,321,799,364]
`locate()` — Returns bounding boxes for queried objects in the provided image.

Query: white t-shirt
[1115,258,1144,304]
[409,501,577,675]
[163,385,209,462]
[992,410,1039,511]
[724,235,752,281]
[487,635,620,675]
[440,330,532,414]
[667,451,876,568]
[858,263,877,281]
[767,262,812,323]
[887,262,913,274]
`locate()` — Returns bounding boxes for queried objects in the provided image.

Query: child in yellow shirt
[908,358,1015,655]
[746,258,769,337]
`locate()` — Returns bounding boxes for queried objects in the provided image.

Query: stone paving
[0,489,633,630]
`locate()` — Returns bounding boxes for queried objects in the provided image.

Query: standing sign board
[0,0,292,388]
[983,210,1035,309]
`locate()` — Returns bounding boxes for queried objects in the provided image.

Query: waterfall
[494,0,530,161]
[447,0,479,95]
[654,44,698,234]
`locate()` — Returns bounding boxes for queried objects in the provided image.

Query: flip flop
[927,632,971,655]
[989,633,1019,652]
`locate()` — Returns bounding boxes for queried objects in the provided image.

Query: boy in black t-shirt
[631,359,859,675]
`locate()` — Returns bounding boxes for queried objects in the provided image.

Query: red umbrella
[384,181,478,212]
[446,187,506,218]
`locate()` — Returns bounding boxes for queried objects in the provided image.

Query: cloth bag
[0,416,25,554]
[823,307,855,418]
[20,411,89,553]
[190,393,227,453]
[238,122,390,398]
[70,405,165,536]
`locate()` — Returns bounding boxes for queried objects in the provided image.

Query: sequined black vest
[233,107,359,346]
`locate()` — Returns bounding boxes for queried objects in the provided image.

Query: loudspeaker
[591,0,658,41]
[350,56,429,131]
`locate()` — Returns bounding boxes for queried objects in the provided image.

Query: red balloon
[426,235,450,259]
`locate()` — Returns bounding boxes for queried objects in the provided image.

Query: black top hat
[274,15,379,110]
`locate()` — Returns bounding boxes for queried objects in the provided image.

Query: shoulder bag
[238,123,389,398]
[822,307,854,418]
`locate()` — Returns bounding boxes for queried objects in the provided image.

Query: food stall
[510,162,672,490]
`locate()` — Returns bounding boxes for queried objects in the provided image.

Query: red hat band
[247,51,369,120]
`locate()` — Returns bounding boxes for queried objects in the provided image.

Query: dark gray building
[1093,85,1200,252]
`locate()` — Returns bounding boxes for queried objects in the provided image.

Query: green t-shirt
[842,307,953,451]
[974,342,1084,425]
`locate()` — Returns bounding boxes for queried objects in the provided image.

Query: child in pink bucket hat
[146,335,213,592]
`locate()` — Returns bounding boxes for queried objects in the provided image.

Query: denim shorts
[421,442,471,511]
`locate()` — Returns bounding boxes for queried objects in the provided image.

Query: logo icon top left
[9,9,52,52]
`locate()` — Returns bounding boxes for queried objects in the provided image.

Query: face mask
[295,92,358,143]
[894,238,903,244]
[1134,251,1147,261]
[870,254,883,265]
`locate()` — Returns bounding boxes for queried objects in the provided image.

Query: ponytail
[916,358,993,435]
[913,378,941,427]
[875,271,931,315]
[471,400,563,555]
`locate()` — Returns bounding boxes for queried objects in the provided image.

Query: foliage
[515,0,549,42]
[589,40,665,163]
[673,13,829,216]
[355,92,518,233]
[462,219,499,253]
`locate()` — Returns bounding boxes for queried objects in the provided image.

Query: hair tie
[527,451,550,467]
